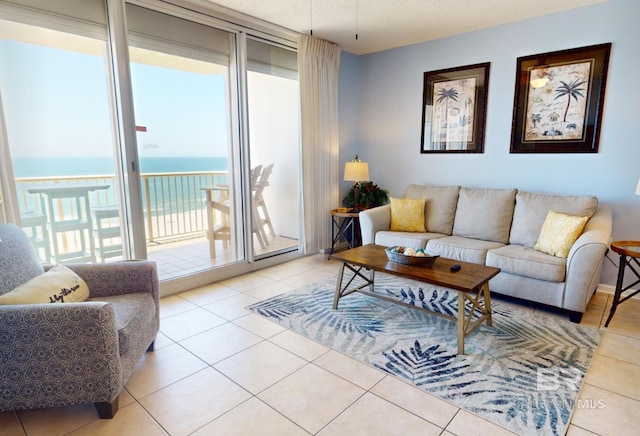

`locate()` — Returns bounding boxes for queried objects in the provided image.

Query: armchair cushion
[0,264,90,305]
[89,292,158,378]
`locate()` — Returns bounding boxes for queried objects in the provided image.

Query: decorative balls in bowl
[385,246,439,266]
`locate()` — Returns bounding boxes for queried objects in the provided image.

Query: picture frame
[420,62,490,153]
[510,43,611,153]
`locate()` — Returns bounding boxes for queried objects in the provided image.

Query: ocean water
[14,156,229,218]
[13,156,228,177]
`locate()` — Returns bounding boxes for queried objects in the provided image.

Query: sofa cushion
[375,231,445,249]
[451,188,516,243]
[426,236,504,264]
[0,223,44,295]
[509,191,598,247]
[403,185,460,235]
[0,264,90,305]
[389,197,426,232]
[88,292,156,364]
[534,211,588,258]
[487,245,567,282]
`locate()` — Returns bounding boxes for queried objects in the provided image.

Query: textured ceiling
[206,0,607,55]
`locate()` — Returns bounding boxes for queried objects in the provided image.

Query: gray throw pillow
[452,188,517,243]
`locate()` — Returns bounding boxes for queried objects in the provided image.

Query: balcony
[15,172,298,281]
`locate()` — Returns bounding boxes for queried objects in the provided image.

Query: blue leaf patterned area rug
[247,273,600,436]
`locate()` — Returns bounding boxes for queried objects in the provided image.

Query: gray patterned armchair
[0,223,159,418]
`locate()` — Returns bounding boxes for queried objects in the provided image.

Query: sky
[0,38,229,158]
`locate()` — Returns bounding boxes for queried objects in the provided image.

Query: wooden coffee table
[331,244,500,355]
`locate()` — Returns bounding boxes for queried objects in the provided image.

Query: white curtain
[298,35,341,254]
[0,87,18,224]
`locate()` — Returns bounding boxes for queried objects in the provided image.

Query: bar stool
[28,183,110,263]
[20,211,51,263]
[92,205,122,262]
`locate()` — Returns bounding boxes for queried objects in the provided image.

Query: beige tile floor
[2,254,640,435]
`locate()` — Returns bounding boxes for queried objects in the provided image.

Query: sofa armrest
[55,261,159,306]
[0,302,123,410]
[359,205,391,245]
[564,205,612,312]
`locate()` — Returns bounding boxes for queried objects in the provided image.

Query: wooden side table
[605,241,640,327]
[328,208,361,259]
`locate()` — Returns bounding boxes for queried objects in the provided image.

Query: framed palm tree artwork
[510,43,611,153]
[420,62,490,153]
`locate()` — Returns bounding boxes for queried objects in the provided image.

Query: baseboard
[596,283,640,301]
[597,283,615,295]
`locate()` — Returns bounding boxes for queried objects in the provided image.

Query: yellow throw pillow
[534,211,588,258]
[0,264,90,305]
[390,197,427,232]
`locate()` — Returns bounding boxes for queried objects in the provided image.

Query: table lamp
[344,155,370,212]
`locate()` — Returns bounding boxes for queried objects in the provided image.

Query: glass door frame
[0,0,302,295]
[112,1,301,287]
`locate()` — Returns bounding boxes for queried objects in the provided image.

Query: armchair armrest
[359,205,391,245]
[564,205,613,312]
[0,302,122,410]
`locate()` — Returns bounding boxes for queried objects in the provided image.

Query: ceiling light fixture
[310,0,313,36]
[530,66,550,89]
[530,77,549,88]
[356,0,359,40]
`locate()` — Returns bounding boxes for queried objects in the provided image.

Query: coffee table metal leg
[457,292,465,355]
[482,284,493,327]
[333,262,346,309]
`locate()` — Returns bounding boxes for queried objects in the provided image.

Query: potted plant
[343,181,389,211]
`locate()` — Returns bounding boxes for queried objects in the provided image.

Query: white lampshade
[636,177,640,195]
[344,159,370,182]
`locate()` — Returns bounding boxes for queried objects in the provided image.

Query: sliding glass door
[0,0,124,264]
[246,38,300,258]
[125,4,243,279]
[0,0,301,283]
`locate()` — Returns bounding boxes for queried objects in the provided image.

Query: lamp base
[353,183,361,213]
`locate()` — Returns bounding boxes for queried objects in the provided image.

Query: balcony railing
[15,171,228,261]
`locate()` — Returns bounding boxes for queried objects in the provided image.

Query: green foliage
[343,181,389,210]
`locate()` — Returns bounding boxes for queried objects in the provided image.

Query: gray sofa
[359,185,612,322]
[0,223,159,418]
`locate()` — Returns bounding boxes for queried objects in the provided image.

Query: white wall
[341,0,640,285]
